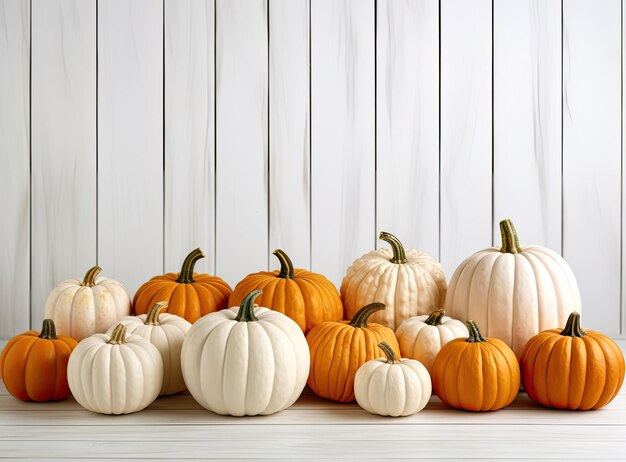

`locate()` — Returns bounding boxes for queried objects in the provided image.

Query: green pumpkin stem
[499,219,522,254]
[145,301,169,325]
[378,341,400,364]
[273,249,295,279]
[235,290,262,323]
[39,319,57,340]
[560,311,586,337]
[176,248,205,284]
[349,303,386,328]
[107,324,127,345]
[425,309,445,326]
[82,266,102,287]
[379,232,408,264]
[466,320,486,343]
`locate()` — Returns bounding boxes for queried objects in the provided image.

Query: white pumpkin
[106,301,191,396]
[44,266,131,341]
[341,232,447,329]
[68,324,162,414]
[355,342,431,417]
[395,309,468,372]
[181,289,309,416]
[445,219,582,356]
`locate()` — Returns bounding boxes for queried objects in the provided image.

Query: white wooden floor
[1,381,625,460]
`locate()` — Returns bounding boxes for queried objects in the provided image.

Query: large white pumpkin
[341,232,447,329]
[395,309,468,372]
[445,219,581,356]
[68,324,163,414]
[107,301,191,396]
[355,342,431,417]
[44,266,131,341]
[181,289,310,416]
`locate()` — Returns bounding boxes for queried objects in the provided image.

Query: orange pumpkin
[432,320,520,411]
[0,319,77,401]
[519,311,625,410]
[306,302,400,403]
[229,249,343,333]
[133,248,232,323]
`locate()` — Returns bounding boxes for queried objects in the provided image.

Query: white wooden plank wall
[1,0,626,341]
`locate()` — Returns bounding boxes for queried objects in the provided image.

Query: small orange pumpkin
[229,249,343,333]
[0,319,78,401]
[133,248,232,323]
[306,303,400,403]
[432,320,520,411]
[519,311,625,410]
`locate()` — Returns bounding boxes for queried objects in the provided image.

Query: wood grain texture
[311,0,375,287]
[269,0,310,270]
[164,0,215,275]
[98,0,163,295]
[31,0,96,327]
[0,0,29,339]
[493,0,562,251]
[563,0,621,334]
[215,0,268,286]
[376,0,439,259]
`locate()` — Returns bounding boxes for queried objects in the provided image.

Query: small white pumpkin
[44,266,131,341]
[445,219,582,356]
[181,289,309,416]
[355,342,431,417]
[341,232,447,329]
[68,324,162,415]
[106,301,191,396]
[395,309,468,372]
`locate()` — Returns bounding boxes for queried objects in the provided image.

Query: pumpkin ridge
[585,334,612,409]
[306,324,331,393]
[337,327,356,402]
[540,335,561,408]
[311,324,341,397]
[488,338,518,409]
[328,325,351,400]
[9,337,38,400]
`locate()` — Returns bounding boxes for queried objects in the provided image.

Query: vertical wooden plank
[31,0,96,326]
[311,0,375,287]
[269,0,310,269]
[216,0,268,285]
[493,0,561,251]
[0,0,29,338]
[376,0,439,258]
[564,0,621,334]
[98,0,163,295]
[440,0,492,275]
[164,0,215,274]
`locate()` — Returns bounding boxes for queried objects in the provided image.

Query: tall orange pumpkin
[306,303,400,403]
[133,248,232,323]
[519,311,625,410]
[229,249,343,333]
[0,319,77,401]
[432,320,520,411]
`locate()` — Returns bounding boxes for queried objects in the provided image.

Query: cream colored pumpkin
[341,232,447,329]
[44,266,131,341]
[181,290,309,416]
[354,342,431,417]
[67,324,162,415]
[106,301,191,396]
[445,219,581,356]
[395,309,468,372]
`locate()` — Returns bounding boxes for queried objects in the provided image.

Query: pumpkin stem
[466,320,486,343]
[107,324,127,345]
[560,311,586,337]
[176,248,205,284]
[499,219,522,254]
[235,289,262,323]
[425,309,445,326]
[145,301,169,325]
[39,319,57,340]
[379,231,408,264]
[378,341,400,364]
[273,249,295,279]
[82,266,102,287]
[349,303,386,328]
